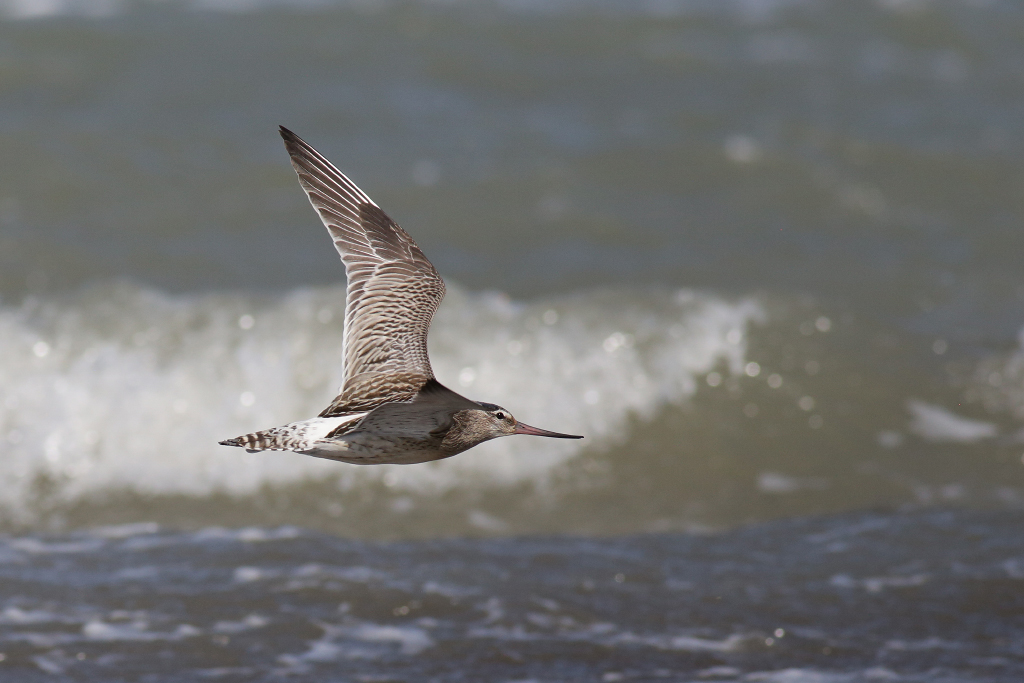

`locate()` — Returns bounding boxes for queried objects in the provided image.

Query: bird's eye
[495,412,505,420]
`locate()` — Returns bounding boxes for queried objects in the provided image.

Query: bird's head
[472,403,584,441]
[439,402,583,456]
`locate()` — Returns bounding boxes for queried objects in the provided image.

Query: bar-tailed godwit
[219,127,582,464]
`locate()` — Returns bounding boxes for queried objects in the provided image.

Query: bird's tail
[219,429,296,453]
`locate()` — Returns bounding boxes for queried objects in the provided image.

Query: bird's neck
[439,410,493,455]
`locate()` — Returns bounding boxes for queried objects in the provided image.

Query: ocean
[1,0,1023,680]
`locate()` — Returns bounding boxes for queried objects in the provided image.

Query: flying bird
[219,127,582,464]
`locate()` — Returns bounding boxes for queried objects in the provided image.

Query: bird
[219,127,583,465]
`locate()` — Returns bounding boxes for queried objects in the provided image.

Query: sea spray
[0,280,763,522]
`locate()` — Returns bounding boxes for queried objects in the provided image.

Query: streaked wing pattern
[279,127,446,416]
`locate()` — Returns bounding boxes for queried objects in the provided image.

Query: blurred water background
[1,0,1024,680]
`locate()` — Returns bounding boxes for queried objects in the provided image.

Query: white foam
[233,566,272,583]
[8,538,104,554]
[966,325,1024,422]
[0,606,70,624]
[213,614,269,633]
[0,282,761,516]
[349,623,434,655]
[277,620,435,669]
[82,619,201,641]
[906,400,998,443]
[467,620,753,654]
[635,632,747,652]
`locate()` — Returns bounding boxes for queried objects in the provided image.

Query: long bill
[513,422,584,439]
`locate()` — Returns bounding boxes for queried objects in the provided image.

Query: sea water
[1,1,1023,680]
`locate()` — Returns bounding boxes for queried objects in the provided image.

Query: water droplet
[603,332,626,353]
[745,362,761,377]
[32,341,49,358]
[706,372,722,387]
[238,314,255,330]
[239,392,255,407]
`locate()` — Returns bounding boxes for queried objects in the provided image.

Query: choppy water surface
[1,511,1023,682]
[2,0,1024,679]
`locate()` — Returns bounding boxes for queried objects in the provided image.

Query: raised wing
[279,127,445,416]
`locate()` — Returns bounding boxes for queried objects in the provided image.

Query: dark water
[2,0,1024,679]
[1,510,1022,682]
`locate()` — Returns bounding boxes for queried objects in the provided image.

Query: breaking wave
[0,281,762,521]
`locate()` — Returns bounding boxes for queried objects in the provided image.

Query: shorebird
[219,127,582,464]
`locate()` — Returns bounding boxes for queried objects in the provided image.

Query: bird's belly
[299,433,448,465]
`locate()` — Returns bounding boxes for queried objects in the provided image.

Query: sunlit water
[1,0,1024,679]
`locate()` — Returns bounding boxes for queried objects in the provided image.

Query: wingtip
[278,126,313,162]
[219,438,241,447]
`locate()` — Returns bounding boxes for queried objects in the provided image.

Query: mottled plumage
[219,127,581,464]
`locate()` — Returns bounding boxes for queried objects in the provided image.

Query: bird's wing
[279,127,445,416]
[345,380,480,438]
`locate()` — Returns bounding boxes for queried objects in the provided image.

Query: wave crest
[0,282,762,519]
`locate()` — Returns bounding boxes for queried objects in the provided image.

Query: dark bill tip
[513,422,584,439]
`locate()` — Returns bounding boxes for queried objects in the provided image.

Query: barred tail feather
[218,430,296,453]
[218,415,364,454]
